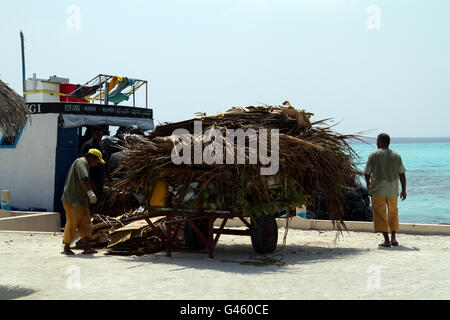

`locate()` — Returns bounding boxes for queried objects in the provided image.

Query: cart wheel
[184,219,208,250]
[250,214,278,254]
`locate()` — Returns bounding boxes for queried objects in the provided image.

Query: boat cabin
[0,74,153,224]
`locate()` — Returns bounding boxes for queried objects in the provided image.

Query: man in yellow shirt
[364,133,407,247]
[61,149,105,255]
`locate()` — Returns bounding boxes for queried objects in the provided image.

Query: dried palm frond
[0,80,29,136]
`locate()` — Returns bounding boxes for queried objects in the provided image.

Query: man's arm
[364,174,371,191]
[80,177,97,204]
[87,178,96,190]
[363,153,372,191]
[99,143,112,181]
[399,173,407,201]
[80,178,92,193]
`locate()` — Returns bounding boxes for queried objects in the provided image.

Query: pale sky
[1,0,449,137]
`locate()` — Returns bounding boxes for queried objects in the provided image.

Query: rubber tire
[184,219,208,250]
[250,214,278,254]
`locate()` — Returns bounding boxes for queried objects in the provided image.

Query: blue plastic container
[1,190,11,211]
[1,201,11,211]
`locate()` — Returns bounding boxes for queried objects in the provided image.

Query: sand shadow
[376,244,420,251]
[389,245,420,251]
[60,248,111,259]
[0,285,36,300]
[111,243,366,274]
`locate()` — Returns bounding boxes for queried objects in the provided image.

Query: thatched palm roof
[0,79,29,136]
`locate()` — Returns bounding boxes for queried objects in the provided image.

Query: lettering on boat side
[26,102,153,119]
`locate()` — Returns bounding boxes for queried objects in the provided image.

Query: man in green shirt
[364,133,407,248]
[61,149,105,255]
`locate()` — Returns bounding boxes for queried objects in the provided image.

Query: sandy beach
[1,227,449,300]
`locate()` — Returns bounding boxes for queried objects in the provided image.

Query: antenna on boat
[20,31,26,99]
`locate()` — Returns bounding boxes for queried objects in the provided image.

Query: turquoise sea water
[351,138,450,225]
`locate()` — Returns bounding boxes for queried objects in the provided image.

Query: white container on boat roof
[24,74,65,103]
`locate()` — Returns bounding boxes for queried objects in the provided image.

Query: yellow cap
[88,148,105,164]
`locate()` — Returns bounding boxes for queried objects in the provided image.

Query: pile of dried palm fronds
[0,80,29,136]
[74,209,179,255]
[94,184,140,217]
[112,102,361,230]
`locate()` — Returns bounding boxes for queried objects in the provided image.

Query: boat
[0,73,154,224]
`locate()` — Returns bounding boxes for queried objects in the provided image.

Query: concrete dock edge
[0,210,61,232]
[215,216,450,235]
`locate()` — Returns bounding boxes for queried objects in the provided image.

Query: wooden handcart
[140,207,279,258]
